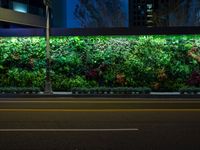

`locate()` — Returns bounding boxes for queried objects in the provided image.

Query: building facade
[1,0,200,28]
[0,0,45,28]
[0,0,44,15]
[129,0,154,27]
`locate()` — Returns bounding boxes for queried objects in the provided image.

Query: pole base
[44,81,53,95]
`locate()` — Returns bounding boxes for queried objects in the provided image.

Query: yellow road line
[0,98,150,101]
[1,109,200,112]
[0,98,199,101]
[0,101,200,104]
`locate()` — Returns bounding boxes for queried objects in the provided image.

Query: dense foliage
[0,35,199,91]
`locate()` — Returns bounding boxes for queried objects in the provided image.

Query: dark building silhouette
[0,0,44,15]
[129,0,154,27]
[1,0,199,28]
[0,0,45,28]
[152,0,200,27]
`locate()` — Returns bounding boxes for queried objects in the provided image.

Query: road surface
[0,98,200,150]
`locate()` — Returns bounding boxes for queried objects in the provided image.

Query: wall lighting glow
[13,1,27,13]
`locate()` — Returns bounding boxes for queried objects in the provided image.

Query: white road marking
[0,128,139,132]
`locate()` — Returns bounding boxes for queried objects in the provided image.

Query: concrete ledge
[0,92,200,99]
[0,7,45,27]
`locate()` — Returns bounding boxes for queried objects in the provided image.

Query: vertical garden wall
[0,35,200,91]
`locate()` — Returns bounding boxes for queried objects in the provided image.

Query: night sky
[66,0,129,28]
[67,0,79,28]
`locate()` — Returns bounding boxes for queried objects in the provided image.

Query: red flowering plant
[86,62,107,80]
[116,73,126,86]
[85,69,98,80]
[187,71,200,87]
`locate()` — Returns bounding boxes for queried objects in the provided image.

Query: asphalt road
[0,98,200,150]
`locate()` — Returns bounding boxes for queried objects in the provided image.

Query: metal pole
[44,4,53,94]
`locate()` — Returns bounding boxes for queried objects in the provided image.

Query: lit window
[147,4,153,9]
[12,1,27,13]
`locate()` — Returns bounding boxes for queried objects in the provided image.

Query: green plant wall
[0,35,200,91]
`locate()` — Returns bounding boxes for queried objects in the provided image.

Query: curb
[0,93,200,99]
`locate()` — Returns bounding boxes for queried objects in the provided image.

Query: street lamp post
[43,0,53,94]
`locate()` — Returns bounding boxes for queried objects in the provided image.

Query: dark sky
[66,0,129,28]
[67,0,79,28]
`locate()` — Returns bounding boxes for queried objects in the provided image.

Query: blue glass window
[12,1,27,13]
